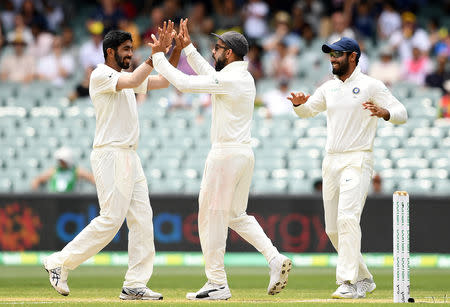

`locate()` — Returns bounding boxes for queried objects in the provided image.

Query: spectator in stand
[7,13,33,46]
[213,0,242,33]
[262,78,294,118]
[327,11,355,44]
[389,12,430,63]
[20,0,48,30]
[161,0,182,23]
[67,66,94,103]
[438,80,450,118]
[433,28,450,57]
[369,45,402,87]
[294,0,324,35]
[266,40,298,79]
[88,0,124,34]
[357,39,369,74]
[43,0,64,33]
[0,21,4,51]
[402,44,433,86]
[243,0,269,42]
[37,36,75,87]
[0,34,35,83]
[0,0,16,32]
[79,21,104,70]
[31,147,95,193]
[351,1,375,40]
[142,7,164,45]
[187,1,207,35]
[61,26,78,59]
[28,19,54,58]
[118,17,141,49]
[377,0,401,41]
[247,43,264,81]
[425,52,450,91]
[370,174,382,194]
[263,11,301,56]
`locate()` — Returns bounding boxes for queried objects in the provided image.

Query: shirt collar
[221,61,248,73]
[333,65,361,83]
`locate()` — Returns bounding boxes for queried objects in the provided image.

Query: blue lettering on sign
[56,213,85,242]
[56,204,120,243]
[154,213,182,243]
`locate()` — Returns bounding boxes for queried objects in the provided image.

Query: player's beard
[115,53,131,69]
[332,55,349,76]
[214,54,227,71]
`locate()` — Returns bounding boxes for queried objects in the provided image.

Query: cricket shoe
[267,254,292,295]
[356,278,376,298]
[332,281,358,299]
[186,281,231,300]
[43,257,70,296]
[119,287,163,300]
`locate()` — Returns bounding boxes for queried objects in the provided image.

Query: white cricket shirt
[89,63,148,149]
[153,44,255,145]
[294,66,407,153]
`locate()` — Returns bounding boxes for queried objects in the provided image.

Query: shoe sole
[186,291,231,300]
[268,258,292,295]
[119,294,163,300]
[43,259,69,296]
[332,294,358,299]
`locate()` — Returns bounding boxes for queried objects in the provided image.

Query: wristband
[145,57,153,67]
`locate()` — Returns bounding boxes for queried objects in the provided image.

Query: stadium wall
[0,194,449,253]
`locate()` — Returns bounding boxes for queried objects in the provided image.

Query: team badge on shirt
[352,87,360,94]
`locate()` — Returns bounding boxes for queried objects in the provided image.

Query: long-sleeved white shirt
[152,44,255,145]
[294,66,407,154]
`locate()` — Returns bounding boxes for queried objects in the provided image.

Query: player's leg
[119,153,162,300]
[44,149,134,295]
[335,152,373,286]
[187,150,234,300]
[228,148,291,295]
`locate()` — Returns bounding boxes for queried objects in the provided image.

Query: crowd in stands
[0,0,449,194]
[0,0,449,116]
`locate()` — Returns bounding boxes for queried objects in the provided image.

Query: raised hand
[161,20,175,53]
[287,92,310,106]
[178,18,191,49]
[149,27,166,55]
[362,101,390,120]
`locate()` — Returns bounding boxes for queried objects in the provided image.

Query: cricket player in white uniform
[288,37,407,299]
[149,19,291,300]
[43,27,181,300]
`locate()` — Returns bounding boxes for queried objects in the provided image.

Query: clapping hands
[149,19,192,55]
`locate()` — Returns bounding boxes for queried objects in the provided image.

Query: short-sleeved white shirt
[89,63,148,149]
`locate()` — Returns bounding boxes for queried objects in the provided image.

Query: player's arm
[179,18,215,76]
[31,168,55,190]
[146,38,183,90]
[363,80,408,124]
[117,21,176,91]
[76,167,96,185]
[287,87,326,118]
[150,25,228,94]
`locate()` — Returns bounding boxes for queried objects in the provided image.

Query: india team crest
[352,87,360,94]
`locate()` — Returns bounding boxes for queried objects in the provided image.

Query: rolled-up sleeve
[371,80,408,124]
[293,86,326,118]
[152,52,228,94]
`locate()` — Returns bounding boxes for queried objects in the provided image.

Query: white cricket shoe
[332,281,358,299]
[356,278,376,298]
[186,281,231,300]
[267,254,292,295]
[43,258,70,296]
[119,287,163,300]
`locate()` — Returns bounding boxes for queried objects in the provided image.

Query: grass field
[1,266,450,306]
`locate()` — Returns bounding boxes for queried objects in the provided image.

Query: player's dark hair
[102,30,132,60]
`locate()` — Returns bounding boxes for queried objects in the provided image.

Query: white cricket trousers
[45,147,155,288]
[322,151,374,285]
[199,143,279,285]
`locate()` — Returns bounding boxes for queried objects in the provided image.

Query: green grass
[1,266,450,306]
